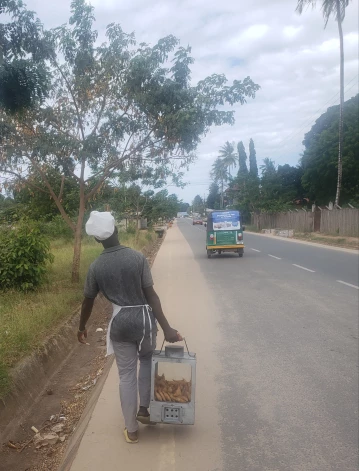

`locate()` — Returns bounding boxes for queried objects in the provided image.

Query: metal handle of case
[155,337,195,357]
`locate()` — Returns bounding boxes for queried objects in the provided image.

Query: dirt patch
[293,232,359,250]
[0,236,163,471]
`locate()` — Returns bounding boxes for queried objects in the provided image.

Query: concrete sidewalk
[67,224,223,471]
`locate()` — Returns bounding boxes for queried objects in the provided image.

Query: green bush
[0,220,54,291]
[41,215,74,241]
[126,222,137,235]
[145,230,154,242]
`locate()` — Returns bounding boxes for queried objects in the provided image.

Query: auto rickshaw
[205,210,245,258]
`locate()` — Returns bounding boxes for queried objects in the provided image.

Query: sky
[26,0,359,204]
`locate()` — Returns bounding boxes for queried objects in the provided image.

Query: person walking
[78,211,181,443]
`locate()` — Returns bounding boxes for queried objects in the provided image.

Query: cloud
[25,0,359,203]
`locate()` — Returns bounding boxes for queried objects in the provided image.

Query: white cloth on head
[85,211,115,240]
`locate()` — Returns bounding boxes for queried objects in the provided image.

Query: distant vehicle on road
[206,210,245,258]
[193,217,203,225]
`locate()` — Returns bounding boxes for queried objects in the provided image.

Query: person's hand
[77,328,88,344]
[164,327,183,343]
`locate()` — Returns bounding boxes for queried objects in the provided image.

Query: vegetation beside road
[292,232,359,250]
[244,226,358,250]
[0,230,154,398]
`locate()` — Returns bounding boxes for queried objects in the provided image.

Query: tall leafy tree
[277,164,305,203]
[211,157,229,209]
[206,182,220,210]
[212,144,306,216]
[248,138,258,177]
[218,141,236,176]
[143,190,180,222]
[237,141,248,175]
[13,169,81,221]
[178,202,190,213]
[296,0,352,205]
[0,0,260,281]
[259,160,282,211]
[260,158,276,175]
[109,185,151,223]
[301,94,358,204]
[192,194,204,215]
[0,0,50,112]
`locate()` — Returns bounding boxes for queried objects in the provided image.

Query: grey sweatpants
[113,333,156,433]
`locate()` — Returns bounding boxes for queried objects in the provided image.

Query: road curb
[58,355,114,471]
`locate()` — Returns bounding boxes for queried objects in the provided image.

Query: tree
[0,0,260,281]
[178,201,190,213]
[260,158,276,175]
[259,160,282,211]
[0,0,50,112]
[143,190,179,222]
[277,164,305,204]
[218,141,236,176]
[211,157,229,209]
[210,143,306,216]
[109,184,151,230]
[296,0,352,206]
[13,169,81,221]
[192,194,204,215]
[206,182,220,210]
[237,141,248,175]
[248,138,258,177]
[301,94,359,204]
[258,160,305,211]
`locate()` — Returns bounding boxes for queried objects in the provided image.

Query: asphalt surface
[177,219,358,471]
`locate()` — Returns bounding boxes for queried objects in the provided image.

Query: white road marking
[293,264,315,273]
[268,254,281,260]
[251,248,261,252]
[336,280,359,290]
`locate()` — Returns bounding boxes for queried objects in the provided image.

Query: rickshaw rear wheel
[207,250,212,259]
[238,250,243,257]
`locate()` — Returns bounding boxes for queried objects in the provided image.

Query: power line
[275,76,358,149]
[278,76,358,146]
[167,182,212,187]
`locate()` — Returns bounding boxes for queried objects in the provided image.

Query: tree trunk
[71,176,86,283]
[335,8,344,206]
[221,178,224,209]
[71,218,83,283]
[135,201,140,245]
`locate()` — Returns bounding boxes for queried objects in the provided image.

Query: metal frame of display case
[149,342,196,425]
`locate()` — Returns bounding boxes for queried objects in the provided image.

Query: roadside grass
[293,232,359,250]
[244,225,358,250]
[0,230,155,398]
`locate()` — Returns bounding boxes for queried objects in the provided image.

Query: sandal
[136,413,157,426]
[123,428,138,444]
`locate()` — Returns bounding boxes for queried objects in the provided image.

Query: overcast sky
[27,0,359,203]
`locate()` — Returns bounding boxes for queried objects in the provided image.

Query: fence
[252,211,315,233]
[251,208,359,237]
[320,208,359,237]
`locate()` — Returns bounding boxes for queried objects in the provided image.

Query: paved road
[69,221,358,471]
[178,219,358,471]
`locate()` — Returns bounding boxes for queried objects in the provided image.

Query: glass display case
[150,343,196,425]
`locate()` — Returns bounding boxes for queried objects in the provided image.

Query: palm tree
[211,157,229,209]
[218,141,237,177]
[260,158,276,176]
[296,0,351,206]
